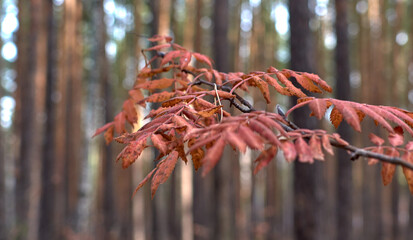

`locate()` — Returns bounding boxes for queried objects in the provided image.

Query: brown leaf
[161,95,195,107]
[263,74,292,96]
[188,138,204,171]
[237,125,265,150]
[330,106,343,129]
[104,125,115,144]
[295,137,313,163]
[116,136,148,168]
[382,161,397,186]
[253,146,278,175]
[402,144,413,194]
[275,71,306,98]
[129,89,144,102]
[322,135,334,155]
[202,137,226,176]
[197,105,223,118]
[93,122,114,138]
[280,141,297,162]
[309,135,324,161]
[249,76,271,103]
[114,112,126,134]
[136,78,175,90]
[330,99,361,132]
[290,71,322,93]
[123,99,138,124]
[151,151,179,198]
[205,90,235,99]
[248,119,281,145]
[192,52,213,68]
[144,43,171,52]
[151,134,168,154]
[309,99,327,120]
[225,130,247,153]
[160,50,182,66]
[146,91,176,103]
[133,168,157,197]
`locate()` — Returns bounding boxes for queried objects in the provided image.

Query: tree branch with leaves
[93,35,413,198]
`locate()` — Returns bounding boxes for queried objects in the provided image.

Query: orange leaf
[290,71,322,93]
[180,51,192,68]
[202,136,226,176]
[133,168,157,197]
[161,95,195,107]
[116,136,148,168]
[192,52,213,68]
[93,122,114,138]
[136,78,175,90]
[248,76,271,103]
[129,89,144,102]
[263,74,292,96]
[151,151,179,198]
[330,106,343,129]
[114,112,126,134]
[253,146,278,175]
[248,119,281,145]
[205,90,235,99]
[146,91,176,103]
[103,125,115,144]
[402,142,413,194]
[330,99,361,132]
[160,50,182,66]
[382,161,397,186]
[144,43,171,52]
[188,138,204,171]
[123,99,138,124]
[369,133,385,146]
[197,106,223,118]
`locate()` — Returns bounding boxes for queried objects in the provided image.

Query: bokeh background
[0,0,413,239]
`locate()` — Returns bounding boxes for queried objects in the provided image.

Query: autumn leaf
[116,136,148,168]
[253,146,278,175]
[133,168,157,197]
[144,43,171,52]
[114,112,126,134]
[248,119,281,145]
[146,91,176,103]
[129,89,144,102]
[309,98,327,120]
[151,134,168,154]
[196,105,223,118]
[123,99,138,124]
[225,130,247,153]
[93,122,114,138]
[388,126,404,147]
[280,141,297,162]
[295,137,313,163]
[151,151,179,198]
[309,135,324,161]
[201,137,226,176]
[322,135,334,155]
[103,125,114,144]
[329,106,343,129]
[136,78,175,90]
[402,142,413,194]
[192,52,213,68]
[237,125,265,150]
[188,138,204,171]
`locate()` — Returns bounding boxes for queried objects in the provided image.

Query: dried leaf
[322,134,334,155]
[248,119,281,145]
[369,133,385,146]
[309,135,324,161]
[144,43,171,52]
[238,125,265,150]
[382,161,397,186]
[309,98,327,120]
[129,89,144,102]
[388,126,404,147]
[104,125,115,144]
[192,52,213,68]
[146,91,176,103]
[330,106,343,129]
[93,122,114,138]
[225,130,247,153]
[133,168,157,197]
[329,99,361,132]
[202,137,226,176]
[248,76,271,103]
[151,134,168,154]
[197,105,223,118]
[123,99,138,124]
[114,112,126,134]
[402,143,413,194]
[116,137,148,168]
[188,138,204,170]
[253,146,278,175]
[151,151,179,198]
[136,78,175,90]
[280,141,297,162]
[295,137,313,163]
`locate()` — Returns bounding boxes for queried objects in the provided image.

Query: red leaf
[180,51,192,68]
[151,151,179,198]
[114,112,126,134]
[322,135,334,155]
[253,146,278,174]
[295,137,313,163]
[309,98,327,120]
[188,138,204,171]
[248,119,281,145]
[133,168,157,197]
[103,125,114,144]
[369,133,385,146]
[123,99,138,124]
[309,135,324,161]
[388,126,404,147]
[129,89,144,103]
[116,136,148,168]
[402,147,413,194]
[330,106,343,129]
[192,52,213,68]
[146,91,176,103]
[93,122,114,138]
[144,43,171,52]
[237,125,265,150]
[329,99,361,132]
[225,130,247,153]
[151,134,168,154]
[202,136,226,176]
[136,78,175,90]
[280,141,297,162]
[160,50,182,66]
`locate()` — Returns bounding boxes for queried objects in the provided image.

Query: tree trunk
[334,1,353,240]
[38,0,58,238]
[289,1,321,239]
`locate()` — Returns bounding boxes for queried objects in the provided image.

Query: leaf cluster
[94,35,413,197]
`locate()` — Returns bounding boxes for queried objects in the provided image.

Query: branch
[280,105,413,171]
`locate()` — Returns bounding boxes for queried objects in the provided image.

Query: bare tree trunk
[289,1,321,239]
[334,1,353,240]
[38,0,58,238]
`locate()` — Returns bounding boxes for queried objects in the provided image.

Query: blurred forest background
[1,0,413,239]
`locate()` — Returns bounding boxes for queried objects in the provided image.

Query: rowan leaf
[309,98,327,120]
[151,151,179,198]
[136,78,175,90]
[322,134,334,155]
[295,137,313,163]
[196,105,223,118]
[369,133,385,146]
[248,119,281,145]
[309,135,324,161]
[116,136,148,168]
[238,125,265,150]
[129,89,144,102]
[329,99,361,132]
[103,125,115,144]
[290,71,322,93]
[263,74,292,96]
[93,122,114,138]
[192,52,213,68]
[280,141,297,162]
[253,146,278,175]
[123,99,138,124]
[225,130,247,153]
[381,153,398,186]
[144,43,171,52]
[402,142,413,193]
[388,126,404,147]
[202,136,226,176]
[188,138,204,170]
[248,76,271,103]
[146,91,176,103]
[151,134,168,154]
[114,112,126,134]
[133,168,157,197]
